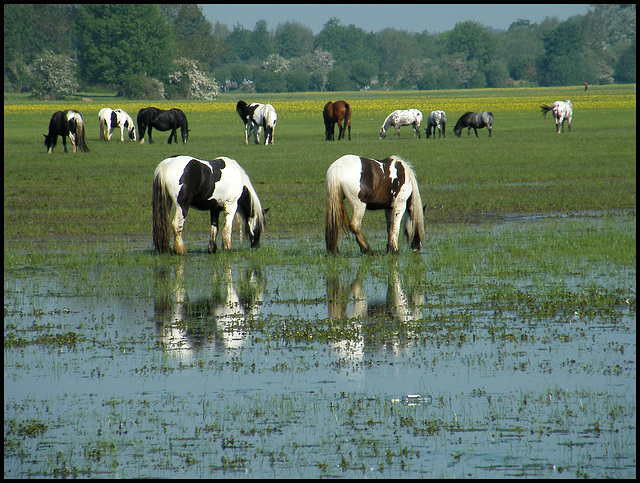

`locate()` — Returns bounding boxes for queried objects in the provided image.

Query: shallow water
[4,215,636,478]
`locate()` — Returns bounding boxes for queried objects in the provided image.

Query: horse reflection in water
[154,260,265,361]
[326,261,424,361]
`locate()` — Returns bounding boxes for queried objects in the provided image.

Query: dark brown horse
[323,100,351,141]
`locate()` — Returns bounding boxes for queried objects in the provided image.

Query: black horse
[43,110,90,153]
[137,107,189,144]
[453,112,494,138]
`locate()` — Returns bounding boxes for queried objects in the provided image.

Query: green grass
[3,86,636,246]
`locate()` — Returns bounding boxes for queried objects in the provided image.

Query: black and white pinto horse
[453,111,494,137]
[379,109,423,139]
[153,155,265,255]
[43,110,90,153]
[325,154,425,254]
[98,108,137,142]
[425,110,447,139]
[540,100,573,133]
[138,107,189,144]
[236,101,277,145]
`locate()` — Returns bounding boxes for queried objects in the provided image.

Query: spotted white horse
[540,100,573,134]
[98,108,137,141]
[379,109,423,139]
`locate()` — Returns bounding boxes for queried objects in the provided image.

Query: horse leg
[120,125,125,142]
[337,120,344,140]
[221,204,237,250]
[385,206,404,253]
[148,127,154,144]
[473,128,479,137]
[171,207,187,255]
[348,200,372,254]
[208,210,219,253]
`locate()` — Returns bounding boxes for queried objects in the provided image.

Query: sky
[200,4,591,35]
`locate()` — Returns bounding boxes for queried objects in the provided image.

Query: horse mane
[388,155,425,250]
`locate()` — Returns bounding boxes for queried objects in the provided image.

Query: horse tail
[403,161,426,251]
[325,163,350,253]
[75,116,90,152]
[540,105,553,117]
[152,165,172,254]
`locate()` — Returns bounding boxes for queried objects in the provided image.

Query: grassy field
[3,85,636,478]
[3,84,636,249]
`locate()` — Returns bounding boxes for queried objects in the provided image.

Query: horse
[236,101,277,145]
[152,155,265,255]
[98,108,137,142]
[323,100,351,141]
[425,110,447,139]
[379,109,423,139]
[137,107,189,144]
[43,110,90,153]
[453,111,494,137]
[540,100,573,134]
[325,154,425,254]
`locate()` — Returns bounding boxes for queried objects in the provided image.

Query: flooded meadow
[4,212,636,478]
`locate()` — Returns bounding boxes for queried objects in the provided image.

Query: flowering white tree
[168,58,220,100]
[27,52,79,100]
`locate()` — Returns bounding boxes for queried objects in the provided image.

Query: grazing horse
[138,107,189,144]
[425,110,447,139]
[453,111,494,138]
[380,109,423,139]
[540,100,573,133]
[323,100,352,141]
[325,154,425,254]
[43,110,90,153]
[236,101,277,145]
[98,108,137,142]
[153,155,265,255]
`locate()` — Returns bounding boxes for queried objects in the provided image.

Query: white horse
[98,107,137,141]
[249,103,277,145]
[540,100,573,134]
[425,110,447,139]
[380,109,423,139]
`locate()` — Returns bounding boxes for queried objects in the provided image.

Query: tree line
[4,4,636,100]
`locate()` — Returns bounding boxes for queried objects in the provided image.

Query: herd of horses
[42,97,573,256]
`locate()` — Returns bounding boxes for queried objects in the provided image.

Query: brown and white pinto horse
[325,154,425,254]
[323,100,351,140]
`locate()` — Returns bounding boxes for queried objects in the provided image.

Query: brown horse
[323,100,351,141]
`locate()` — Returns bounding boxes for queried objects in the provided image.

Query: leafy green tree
[614,39,636,83]
[326,66,351,91]
[446,20,495,65]
[162,4,223,70]
[27,51,79,100]
[287,66,311,92]
[274,21,314,58]
[75,5,174,88]
[4,4,78,91]
[252,20,274,61]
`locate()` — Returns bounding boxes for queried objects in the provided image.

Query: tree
[27,51,79,100]
[75,5,174,88]
[4,4,78,91]
[274,21,314,58]
[162,4,223,70]
[446,21,495,65]
[614,39,636,83]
